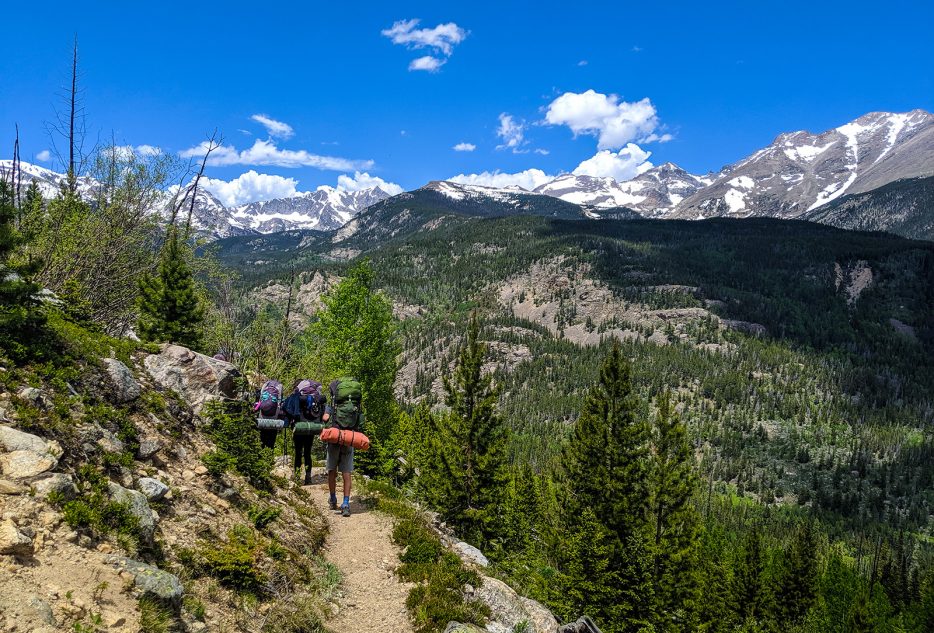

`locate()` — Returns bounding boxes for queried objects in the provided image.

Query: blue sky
[2,1,932,205]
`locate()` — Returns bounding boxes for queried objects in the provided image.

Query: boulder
[101,358,141,403]
[137,439,162,459]
[0,479,24,494]
[0,426,62,479]
[31,473,78,501]
[108,556,184,606]
[476,576,559,633]
[0,519,34,556]
[444,624,487,633]
[108,482,156,541]
[453,540,489,568]
[96,429,125,454]
[137,477,169,501]
[143,344,240,414]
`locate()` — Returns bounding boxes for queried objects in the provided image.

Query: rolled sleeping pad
[256,417,286,430]
[320,427,370,451]
[293,421,326,435]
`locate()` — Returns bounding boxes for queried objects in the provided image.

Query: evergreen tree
[561,343,654,632]
[309,258,400,474]
[432,312,509,546]
[137,227,204,349]
[0,179,45,360]
[776,519,819,624]
[650,391,700,631]
[732,527,769,624]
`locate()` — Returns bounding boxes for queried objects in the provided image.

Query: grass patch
[248,504,281,530]
[178,525,268,597]
[138,595,175,633]
[51,464,140,540]
[261,595,329,633]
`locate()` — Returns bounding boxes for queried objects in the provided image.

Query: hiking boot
[303,469,312,486]
[329,496,338,511]
[341,503,351,518]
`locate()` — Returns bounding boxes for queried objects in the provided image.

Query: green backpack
[329,377,363,431]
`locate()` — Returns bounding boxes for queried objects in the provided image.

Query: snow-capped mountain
[230,187,391,234]
[1,160,391,239]
[671,110,934,219]
[533,164,712,216]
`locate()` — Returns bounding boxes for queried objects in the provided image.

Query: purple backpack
[256,380,283,417]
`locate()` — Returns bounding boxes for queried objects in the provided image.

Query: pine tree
[732,527,768,624]
[650,391,700,631]
[775,519,819,624]
[432,312,509,546]
[136,227,204,349]
[0,179,45,360]
[561,343,654,632]
[309,258,400,474]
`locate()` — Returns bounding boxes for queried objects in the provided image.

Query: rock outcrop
[0,425,62,479]
[101,358,141,403]
[143,344,240,414]
[0,519,34,556]
[109,557,184,606]
[108,482,156,541]
[473,576,559,633]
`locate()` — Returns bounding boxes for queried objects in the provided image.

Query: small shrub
[248,504,281,530]
[183,595,206,621]
[202,400,273,489]
[188,525,268,595]
[201,450,234,477]
[138,595,174,633]
[55,465,140,539]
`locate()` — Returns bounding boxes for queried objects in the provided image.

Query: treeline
[394,320,934,632]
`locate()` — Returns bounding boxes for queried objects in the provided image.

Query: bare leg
[341,471,351,499]
[328,469,337,497]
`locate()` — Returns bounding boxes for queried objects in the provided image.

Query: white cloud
[201,170,301,207]
[36,150,51,162]
[381,19,467,56]
[328,172,403,196]
[544,90,662,149]
[250,114,294,140]
[572,143,653,181]
[496,113,526,152]
[578,60,588,66]
[409,55,445,72]
[453,142,476,152]
[449,168,553,191]
[135,144,162,157]
[179,139,372,171]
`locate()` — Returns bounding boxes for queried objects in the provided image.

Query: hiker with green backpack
[283,380,327,485]
[324,377,364,517]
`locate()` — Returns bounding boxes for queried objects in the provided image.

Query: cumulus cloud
[409,55,445,72]
[36,150,51,162]
[179,139,372,171]
[382,19,467,55]
[382,18,467,71]
[201,170,301,207]
[251,114,294,139]
[496,113,526,152]
[545,90,663,149]
[453,142,476,152]
[135,144,162,157]
[449,168,553,191]
[328,172,403,196]
[572,144,654,181]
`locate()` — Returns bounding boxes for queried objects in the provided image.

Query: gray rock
[453,540,489,567]
[0,426,62,479]
[137,439,162,459]
[27,594,56,625]
[108,482,156,541]
[31,473,78,501]
[137,477,169,501]
[476,576,559,633]
[108,556,184,605]
[143,344,241,414]
[444,624,486,633]
[0,519,34,556]
[96,429,125,454]
[16,387,44,407]
[102,358,141,404]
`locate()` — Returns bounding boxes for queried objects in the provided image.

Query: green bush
[185,525,268,595]
[56,465,140,539]
[202,400,273,489]
[248,504,281,530]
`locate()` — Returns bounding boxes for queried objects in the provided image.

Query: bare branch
[181,129,222,240]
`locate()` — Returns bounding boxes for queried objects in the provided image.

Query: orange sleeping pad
[320,427,371,451]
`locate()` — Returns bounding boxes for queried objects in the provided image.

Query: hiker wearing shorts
[325,378,363,518]
[283,380,326,485]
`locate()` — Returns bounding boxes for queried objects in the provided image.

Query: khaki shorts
[325,443,354,473]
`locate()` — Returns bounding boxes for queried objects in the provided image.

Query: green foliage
[775,519,820,624]
[307,259,400,473]
[183,525,268,595]
[261,596,329,633]
[420,314,509,547]
[392,517,489,633]
[0,179,46,361]
[138,595,174,633]
[137,227,205,349]
[247,504,281,530]
[201,400,273,489]
[56,465,140,539]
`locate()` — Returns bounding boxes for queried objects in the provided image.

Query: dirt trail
[307,478,413,633]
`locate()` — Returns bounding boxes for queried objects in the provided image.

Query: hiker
[254,379,286,451]
[283,379,326,485]
[325,377,363,517]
